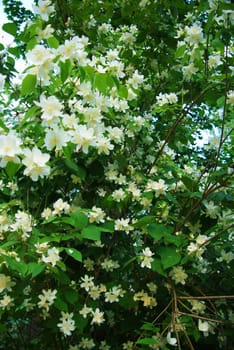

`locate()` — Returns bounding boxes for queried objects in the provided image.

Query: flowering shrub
[0,0,233,349]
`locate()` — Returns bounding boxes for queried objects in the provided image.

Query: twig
[178,295,234,300]
[178,311,224,324]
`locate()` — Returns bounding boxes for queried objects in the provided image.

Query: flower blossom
[0,131,22,167]
[32,0,55,21]
[22,147,50,181]
[57,312,75,336]
[140,247,154,268]
[42,247,61,267]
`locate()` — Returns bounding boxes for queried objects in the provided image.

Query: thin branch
[178,295,234,300]
[178,311,224,324]
[199,224,234,248]
[152,300,172,324]
[183,328,196,350]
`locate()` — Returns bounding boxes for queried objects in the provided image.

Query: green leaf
[64,289,78,304]
[47,36,59,49]
[123,256,137,269]
[93,72,108,93]
[64,159,86,180]
[137,338,160,345]
[158,247,181,269]
[147,223,173,240]
[135,216,156,228]
[62,142,75,160]
[118,84,128,99]
[3,255,28,276]
[151,258,166,276]
[21,105,41,125]
[100,221,115,232]
[0,240,18,249]
[2,23,17,36]
[181,176,198,191]
[140,323,158,331]
[27,262,45,278]
[26,37,38,51]
[5,162,22,179]
[59,59,72,82]
[81,225,101,241]
[21,74,37,96]
[70,210,88,230]
[64,248,82,262]
[175,44,186,58]
[54,298,68,311]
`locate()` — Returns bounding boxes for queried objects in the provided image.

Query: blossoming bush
[0,0,233,349]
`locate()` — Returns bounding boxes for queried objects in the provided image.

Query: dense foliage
[0,0,233,349]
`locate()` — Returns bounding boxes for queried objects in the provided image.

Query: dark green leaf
[64,159,86,180]
[151,258,166,276]
[27,262,45,278]
[64,289,78,304]
[54,298,68,311]
[64,248,82,262]
[135,216,156,228]
[2,23,17,36]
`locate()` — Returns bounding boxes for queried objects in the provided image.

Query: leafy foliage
[0,0,233,349]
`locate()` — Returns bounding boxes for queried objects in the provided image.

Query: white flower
[71,125,96,153]
[208,54,222,69]
[169,266,188,285]
[35,94,63,122]
[57,312,75,336]
[44,127,70,151]
[146,179,167,197]
[36,24,54,39]
[217,250,234,264]
[88,206,106,223]
[166,332,177,346]
[79,304,92,318]
[42,247,61,267]
[22,147,50,181]
[112,188,126,202]
[38,289,57,311]
[204,201,220,219]
[91,308,105,325]
[96,137,114,155]
[0,131,22,167]
[0,274,14,293]
[140,247,154,268]
[53,198,70,215]
[198,319,210,333]
[79,337,95,349]
[182,63,199,80]
[185,24,203,45]
[0,295,13,310]
[115,218,133,233]
[80,275,94,291]
[32,0,55,21]
[127,70,144,89]
[26,45,52,65]
[156,92,178,106]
